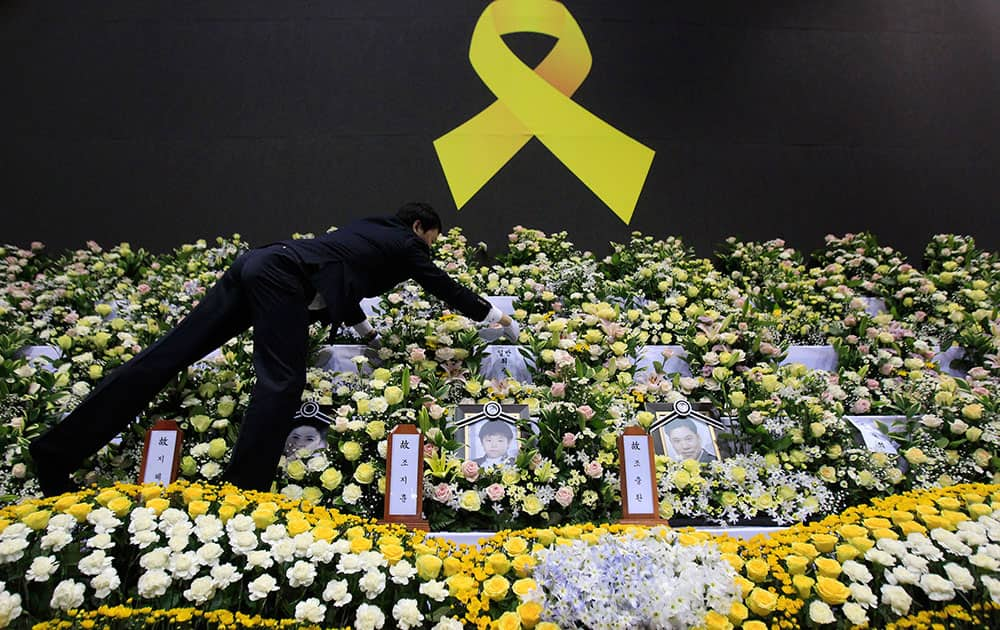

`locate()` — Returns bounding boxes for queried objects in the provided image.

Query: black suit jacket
[279,216,492,330]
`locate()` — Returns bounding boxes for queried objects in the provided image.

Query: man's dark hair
[396,202,442,233]
[666,418,699,436]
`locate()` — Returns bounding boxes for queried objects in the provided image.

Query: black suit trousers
[31,245,311,491]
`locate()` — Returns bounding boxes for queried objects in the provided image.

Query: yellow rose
[536,624,559,630]
[383,386,404,406]
[789,542,819,560]
[496,611,521,630]
[814,557,841,578]
[340,441,362,461]
[485,552,511,575]
[182,487,203,504]
[517,601,542,628]
[837,524,868,539]
[21,509,51,530]
[145,498,170,515]
[899,520,927,536]
[356,398,371,415]
[350,536,373,553]
[217,505,236,523]
[67,502,93,522]
[727,602,748,625]
[811,534,838,553]
[815,576,851,605]
[286,459,307,481]
[734,576,754,598]
[512,554,537,577]
[792,574,815,599]
[365,421,386,440]
[206,438,228,460]
[320,468,343,490]
[746,587,778,617]
[504,536,529,556]
[381,543,404,564]
[482,574,511,600]
[722,553,744,572]
[962,403,984,420]
[443,556,464,577]
[522,495,544,515]
[512,578,538,598]
[745,557,769,582]
[742,622,768,630]
[354,462,375,484]
[372,367,391,383]
[784,555,809,575]
[415,554,443,580]
[459,490,482,512]
[251,507,277,529]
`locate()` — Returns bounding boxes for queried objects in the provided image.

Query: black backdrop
[3,1,998,263]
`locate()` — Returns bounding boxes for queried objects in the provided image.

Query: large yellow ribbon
[434,0,655,224]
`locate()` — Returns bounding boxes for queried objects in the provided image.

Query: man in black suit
[31,202,519,494]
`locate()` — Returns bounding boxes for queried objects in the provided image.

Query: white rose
[90,568,122,599]
[919,573,955,601]
[140,547,170,570]
[419,580,450,601]
[342,483,363,504]
[287,560,318,588]
[210,563,242,587]
[270,538,298,564]
[942,563,975,591]
[841,560,873,584]
[358,550,387,571]
[78,550,113,576]
[359,569,386,599]
[26,556,60,582]
[40,530,73,553]
[355,603,386,630]
[225,514,255,533]
[158,508,189,529]
[295,597,326,624]
[0,539,29,563]
[888,566,920,586]
[47,513,78,531]
[137,569,172,599]
[850,582,877,607]
[982,575,1000,602]
[229,530,258,554]
[808,600,835,625]
[864,548,896,567]
[881,584,912,615]
[169,551,200,579]
[307,540,336,564]
[196,542,224,565]
[842,602,868,626]
[246,550,274,569]
[392,598,424,630]
[969,553,1000,571]
[323,578,352,606]
[49,579,85,611]
[183,576,216,604]
[931,530,972,555]
[389,559,417,585]
[200,461,223,479]
[876,538,908,558]
[194,515,225,542]
[431,618,465,630]
[293,532,315,555]
[261,524,289,544]
[281,484,304,499]
[0,590,22,628]
[248,573,279,601]
[919,414,943,428]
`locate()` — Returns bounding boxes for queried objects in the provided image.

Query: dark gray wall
[3,1,998,262]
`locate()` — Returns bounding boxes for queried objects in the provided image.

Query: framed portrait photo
[453,402,534,467]
[646,400,727,462]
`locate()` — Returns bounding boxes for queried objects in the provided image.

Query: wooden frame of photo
[645,400,727,462]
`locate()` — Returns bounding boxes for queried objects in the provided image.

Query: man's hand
[501,317,520,342]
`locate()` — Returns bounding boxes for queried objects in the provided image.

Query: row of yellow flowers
[3,481,1000,629]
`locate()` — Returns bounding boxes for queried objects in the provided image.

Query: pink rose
[577,405,595,420]
[409,375,421,388]
[584,461,603,479]
[423,443,438,458]
[759,342,780,357]
[561,432,577,448]
[433,483,453,503]
[851,398,871,414]
[428,404,445,420]
[485,483,506,501]
[461,460,480,482]
[554,486,574,508]
[550,382,566,398]
[409,347,426,362]
[866,379,880,390]
[137,284,151,294]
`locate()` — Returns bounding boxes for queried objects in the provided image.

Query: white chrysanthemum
[270,538,298,564]
[247,573,279,602]
[86,508,122,534]
[50,579,85,611]
[0,539,29,564]
[354,603,386,630]
[90,568,121,599]
[295,597,326,624]
[322,579,352,606]
[137,569,172,599]
[26,556,60,582]
[261,524,288,544]
[131,529,161,549]
[196,542,224,566]
[359,569,386,599]
[392,598,424,629]
[307,539,337,564]
[430,617,464,630]
[245,550,274,570]
[168,551,200,579]
[39,529,73,553]
[942,563,975,591]
[389,559,417,585]
[0,589,22,628]
[287,560,318,588]
[194,515,225,543]
[183,576,217,604]
[210,563,242,588]
[919,573,956,601]
[78,549,113,576]
[228,530,259,555]
[419,580,450,602]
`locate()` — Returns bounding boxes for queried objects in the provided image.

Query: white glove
[502,319,520,342]
[481,306,505,325]
[352,319,375,339]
